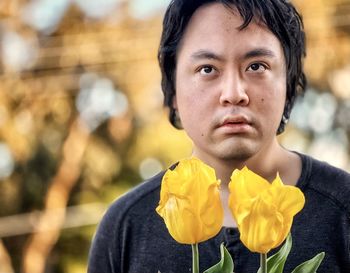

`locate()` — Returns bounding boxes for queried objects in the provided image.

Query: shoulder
[87,170,166,272]
[92,169,166,243]
[102,170,165,225]
[299,153,350,214]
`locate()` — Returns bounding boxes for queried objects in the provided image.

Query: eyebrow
[190,50,224,62]
[190,48,277,62]
[243,48,276,59]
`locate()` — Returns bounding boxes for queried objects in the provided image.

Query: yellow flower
[228,167,305,254]
[156,157,224,244]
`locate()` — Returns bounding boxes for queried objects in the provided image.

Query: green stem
[260,253,267,273]
[192,243,199,273]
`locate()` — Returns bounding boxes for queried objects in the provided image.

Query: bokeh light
[139,157,163,180]
[129,0,171,20]
[1,31,38,72]
[0,143,15,179]
[74,0,122,19]
[76,74,129,132]
[21,0,70,34]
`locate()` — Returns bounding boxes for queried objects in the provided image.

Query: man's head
[158,0,306,134]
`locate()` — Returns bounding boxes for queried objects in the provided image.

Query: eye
[199,65,216,75]
[247,63,267,72]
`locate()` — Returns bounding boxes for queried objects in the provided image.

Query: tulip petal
[231,167,270,196]
[238,195,283,253]
[271,176,305,218]
[228,166,306,254]
[229,167,270,213]
[156,157,224,244]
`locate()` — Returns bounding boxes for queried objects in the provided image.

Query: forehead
[177,3,284,59]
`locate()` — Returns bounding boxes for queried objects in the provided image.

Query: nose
[219,72,249,106]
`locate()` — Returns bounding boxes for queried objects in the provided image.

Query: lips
[217,115,253,133]
[220,115,251,127]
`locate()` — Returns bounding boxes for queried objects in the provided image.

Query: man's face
[174,3,286,164]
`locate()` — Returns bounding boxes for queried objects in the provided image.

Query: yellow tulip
[228,167,305,254]
[156,157,224,244]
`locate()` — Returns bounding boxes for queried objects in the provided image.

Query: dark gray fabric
[87,153,350,273]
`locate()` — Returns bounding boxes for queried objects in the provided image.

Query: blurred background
[0,0,349,272]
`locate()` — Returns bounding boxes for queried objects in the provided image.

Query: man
[88,0,350,272]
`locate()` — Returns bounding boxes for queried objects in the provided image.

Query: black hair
[158,0,306,134]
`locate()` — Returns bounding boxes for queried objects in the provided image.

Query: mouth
[217,115,253,133]
[223,121,248,126]
[220,115,252,127]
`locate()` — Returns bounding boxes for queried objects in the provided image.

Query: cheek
[260,85,286,107]
[176,93,211,136]
[256,90,286,122]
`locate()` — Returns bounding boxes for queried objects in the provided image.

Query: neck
[192,139,301,187]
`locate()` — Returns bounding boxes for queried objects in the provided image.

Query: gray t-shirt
[88,153,350,273]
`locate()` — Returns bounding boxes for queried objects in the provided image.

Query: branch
[22,120,90,273]
[0,239,14,273]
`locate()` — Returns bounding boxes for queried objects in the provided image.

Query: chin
[219,151,254,162]
[216,145,257,162]
[217,139,259,158]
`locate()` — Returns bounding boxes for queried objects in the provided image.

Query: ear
[172,94,178,110]
[171,94,183,129]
